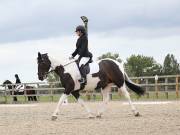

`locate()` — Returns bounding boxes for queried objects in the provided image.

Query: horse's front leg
[71,91,94,118]
[51,93,68,120]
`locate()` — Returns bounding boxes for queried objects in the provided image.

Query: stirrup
[78,78,86,84]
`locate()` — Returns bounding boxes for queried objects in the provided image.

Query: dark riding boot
[79,65,87,84]
[89,58,93,63]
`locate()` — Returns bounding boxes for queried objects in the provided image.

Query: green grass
[0,91,179,104]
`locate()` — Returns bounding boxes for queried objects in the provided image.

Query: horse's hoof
[88,114,95,119]
[51,115,58,121]
[134,112,141,117]
[96,113,102,118]
[96,115,102,118]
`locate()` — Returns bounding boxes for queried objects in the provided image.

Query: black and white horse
[3,80,37,102]
[37,52,144,120]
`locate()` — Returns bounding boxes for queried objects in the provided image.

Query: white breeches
[79,57,90,67]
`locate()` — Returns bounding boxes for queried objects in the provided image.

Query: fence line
[0,75,179,103]
[130,75,180,99]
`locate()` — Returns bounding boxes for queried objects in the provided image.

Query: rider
[15,74,22,89]
[70,25,93,84]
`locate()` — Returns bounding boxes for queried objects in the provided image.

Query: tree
[47,72,61,87]
[125,55,162,77]
[143,64,163,76]
[98,52,122,63]
[162,54,180,75]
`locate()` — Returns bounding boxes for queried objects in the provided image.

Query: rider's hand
[69,56,74,60]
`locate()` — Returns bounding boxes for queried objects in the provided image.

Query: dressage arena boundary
[0,101,173,107]
[0,75,179,103]
[0,104,38,107]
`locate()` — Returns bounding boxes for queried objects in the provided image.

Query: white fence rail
[0,82,64,103]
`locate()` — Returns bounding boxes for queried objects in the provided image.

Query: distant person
[15,74,22,89]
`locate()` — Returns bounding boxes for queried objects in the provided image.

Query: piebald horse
[37,52,144,120]
[3,80,37,102]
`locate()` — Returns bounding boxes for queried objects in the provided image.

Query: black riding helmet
[75,25,86,34]
[15,74,19,78]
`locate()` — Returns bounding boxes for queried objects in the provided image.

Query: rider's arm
[72,49,78,58]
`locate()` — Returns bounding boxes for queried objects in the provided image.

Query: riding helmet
[75,25,86,33]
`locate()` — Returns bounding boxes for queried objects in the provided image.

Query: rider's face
[76,31,81,37]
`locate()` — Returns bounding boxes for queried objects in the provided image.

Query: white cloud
[90,33,180,63]
[0,0,180,42]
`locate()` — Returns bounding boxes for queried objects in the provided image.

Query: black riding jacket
[16,78,21,84]
[72,34,92,59]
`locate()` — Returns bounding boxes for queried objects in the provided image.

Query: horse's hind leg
[33,96,37,101]
[119,84,140,116]
[13,92,18,102]
[71,91,94,118]
[28,96,31,101]
[13,97,17,102]
[96,84,111,118]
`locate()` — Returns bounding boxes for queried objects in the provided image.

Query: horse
[37,52,145,120]
[3,80,37,102]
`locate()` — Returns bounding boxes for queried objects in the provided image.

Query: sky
[0,0,180,83]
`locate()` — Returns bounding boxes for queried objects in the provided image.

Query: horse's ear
[38,52,41,59]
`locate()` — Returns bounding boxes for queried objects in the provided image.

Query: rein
[46,60,77,75]
[63,60,77,67]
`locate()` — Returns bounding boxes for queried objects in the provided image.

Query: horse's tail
[124,72,145,96]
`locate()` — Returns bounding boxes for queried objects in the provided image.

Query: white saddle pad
[15,85,24,92]
[89,62,99,74]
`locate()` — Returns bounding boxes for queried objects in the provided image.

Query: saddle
[75,59,91,75]
[83,64,90,74]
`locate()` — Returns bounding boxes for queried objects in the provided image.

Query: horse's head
[3,80,12,85]
[3,80,13,89]
[37,52,51,81]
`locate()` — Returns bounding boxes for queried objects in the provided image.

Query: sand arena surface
[0,101,180,135]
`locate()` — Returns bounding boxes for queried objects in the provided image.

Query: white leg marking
[78,98,94,118]
[119,84,139,116]
[97,84,111,117]
[52,94,68,120]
